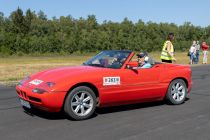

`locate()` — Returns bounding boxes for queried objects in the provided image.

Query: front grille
[17,90,29,100]
[17,89,42,103]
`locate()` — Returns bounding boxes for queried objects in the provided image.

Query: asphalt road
[0,65,210,140]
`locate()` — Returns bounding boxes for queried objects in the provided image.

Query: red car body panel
[16,51,192,112]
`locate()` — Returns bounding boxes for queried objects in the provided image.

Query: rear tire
[166,79,187,105]
[64,86,96,120]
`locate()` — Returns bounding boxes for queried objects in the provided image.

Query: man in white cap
[137,52,152,68]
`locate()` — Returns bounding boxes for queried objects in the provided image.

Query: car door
[116,64,166,103]
[100,64,164,106]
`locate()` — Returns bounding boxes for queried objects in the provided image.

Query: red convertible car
[16,50,192,120]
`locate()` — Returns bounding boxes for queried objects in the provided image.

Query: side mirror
[126,61,138,69]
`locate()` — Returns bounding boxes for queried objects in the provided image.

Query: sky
[0,0,209,27]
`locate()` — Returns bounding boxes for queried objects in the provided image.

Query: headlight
[32,88,46,94]
[32,82,56,94]
[46,82,56,87]
[18,76,31,86]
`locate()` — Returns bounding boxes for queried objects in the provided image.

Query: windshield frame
[83,50,133,69]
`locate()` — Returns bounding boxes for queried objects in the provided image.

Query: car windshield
[83,51,131,69]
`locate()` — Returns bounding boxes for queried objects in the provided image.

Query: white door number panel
[29,79,43,85]
[103,77,120,86]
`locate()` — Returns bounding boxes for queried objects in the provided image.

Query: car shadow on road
[22,101,167,120]
[23,107,67,120]
[96,101,165,115]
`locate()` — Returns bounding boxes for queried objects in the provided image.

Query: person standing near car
[201,42,209,64]
[160,33,177,63]
[195,41,200,64]
[189,41,197,65]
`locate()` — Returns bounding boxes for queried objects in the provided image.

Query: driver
[137,52,152,68]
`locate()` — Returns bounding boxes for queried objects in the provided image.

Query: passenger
[137,52,152,68]
[99,58,109,67]
[111,54,126,67]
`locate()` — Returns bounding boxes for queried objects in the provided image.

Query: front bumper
[16,85,67,112]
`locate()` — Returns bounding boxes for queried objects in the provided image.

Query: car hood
[33,66,101,80]
[25,66,103,88]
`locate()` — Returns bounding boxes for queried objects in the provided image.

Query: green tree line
[0,8,210,56]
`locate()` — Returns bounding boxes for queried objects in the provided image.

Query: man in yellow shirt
[160,33,177,63]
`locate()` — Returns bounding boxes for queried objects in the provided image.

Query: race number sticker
[103,77,120,86]
[29,79,43,85]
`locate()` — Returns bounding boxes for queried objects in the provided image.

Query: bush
[0,8,209,56]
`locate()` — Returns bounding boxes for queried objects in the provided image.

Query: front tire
[166,79,187,105]
[64,86,96,120]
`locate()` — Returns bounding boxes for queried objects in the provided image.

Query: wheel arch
[171,77,188,88]
[62,82,100,110]
[164,77,189,98]
[165,77,188,105]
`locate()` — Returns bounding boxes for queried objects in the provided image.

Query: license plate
[20,99,31,109]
